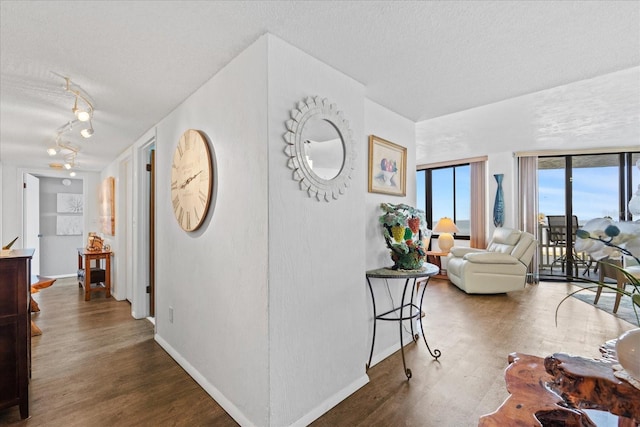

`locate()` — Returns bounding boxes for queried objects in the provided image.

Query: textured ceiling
[1,1,639,172]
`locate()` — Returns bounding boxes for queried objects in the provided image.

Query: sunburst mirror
[283,96,356,202]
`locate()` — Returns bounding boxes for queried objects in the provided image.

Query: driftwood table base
[30,277,56,336]
[479,351,640,427]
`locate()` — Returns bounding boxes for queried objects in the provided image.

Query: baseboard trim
[289,374,369,427]
[154,334,256,427]
[41,273,75,279]
[369,331,415,368]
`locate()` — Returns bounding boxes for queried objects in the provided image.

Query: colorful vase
[493,174,505,227]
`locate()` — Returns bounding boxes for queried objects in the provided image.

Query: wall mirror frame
[283,96,356,202]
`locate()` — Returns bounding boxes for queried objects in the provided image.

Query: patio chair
[547,215,588,274]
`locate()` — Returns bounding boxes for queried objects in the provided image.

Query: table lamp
[434,217,459,253]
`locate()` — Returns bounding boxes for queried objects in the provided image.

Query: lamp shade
[433,217,459,234]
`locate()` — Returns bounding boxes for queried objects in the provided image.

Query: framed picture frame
[99,176,115,235]
[56,216,82,235]
[56,193,83,213]
[368,135,407,196]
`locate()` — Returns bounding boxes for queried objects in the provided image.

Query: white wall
[99,149,131,302]
[1,164,21,249]
[363,99,419,366]
[153,36,270,426]
[267,35,368,427]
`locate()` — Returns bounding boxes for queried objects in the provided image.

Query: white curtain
[470,161,487,249]
[518,156,538,283]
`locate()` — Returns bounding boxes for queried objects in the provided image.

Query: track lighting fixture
[72,96,91,122]
[47,135,80,171]
[65,77,94,122]
[44,75,98,170]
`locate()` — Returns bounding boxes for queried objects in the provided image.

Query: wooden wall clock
[171,129,213,231]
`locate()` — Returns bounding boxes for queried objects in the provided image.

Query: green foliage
[558,218,640,327]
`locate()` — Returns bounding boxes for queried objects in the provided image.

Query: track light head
[76,109,91,122]
[63,162,72,170]
[80,119,94,138]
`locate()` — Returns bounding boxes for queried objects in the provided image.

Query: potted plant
[556,218,640,381]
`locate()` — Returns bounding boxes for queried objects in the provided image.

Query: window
[417,164,471,237]
[537,151,639,280]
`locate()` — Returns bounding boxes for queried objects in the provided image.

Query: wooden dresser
[0,249,34,419]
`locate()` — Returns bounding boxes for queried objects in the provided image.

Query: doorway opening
[22,172,85,281]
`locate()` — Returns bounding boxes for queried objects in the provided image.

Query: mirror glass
[302,118,344,180]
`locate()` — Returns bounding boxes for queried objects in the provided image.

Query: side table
[77,248,112,301]
[366,263,441,380]
[425,251,448,279]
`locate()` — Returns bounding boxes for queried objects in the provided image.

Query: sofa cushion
[510,232,535,261]
[449,247,483,257]
[491,228,522,245]
[464,252,520,264]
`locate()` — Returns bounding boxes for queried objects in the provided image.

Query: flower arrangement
[556,217,640,326]
[379,203,431,270]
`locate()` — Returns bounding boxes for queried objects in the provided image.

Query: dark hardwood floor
[1,276,635,426]
[0,278,237,427]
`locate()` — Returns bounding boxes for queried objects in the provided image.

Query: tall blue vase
[493,174,505,227]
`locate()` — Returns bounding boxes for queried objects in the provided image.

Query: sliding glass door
[538,152,639,280]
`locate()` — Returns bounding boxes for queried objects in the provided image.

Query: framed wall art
[56,216,82,236]
[368,135,407,196]
[99,176,115,235]
[57,193,83,213]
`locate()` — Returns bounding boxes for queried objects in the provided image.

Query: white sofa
[447,227,537,294]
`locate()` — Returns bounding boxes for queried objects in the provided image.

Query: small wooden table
[479,343,640,426]
[77,248,112,301]
[426,251,448,279]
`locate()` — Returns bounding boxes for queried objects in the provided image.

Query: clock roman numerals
[177,207,184,225]
[172,130,212,232]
